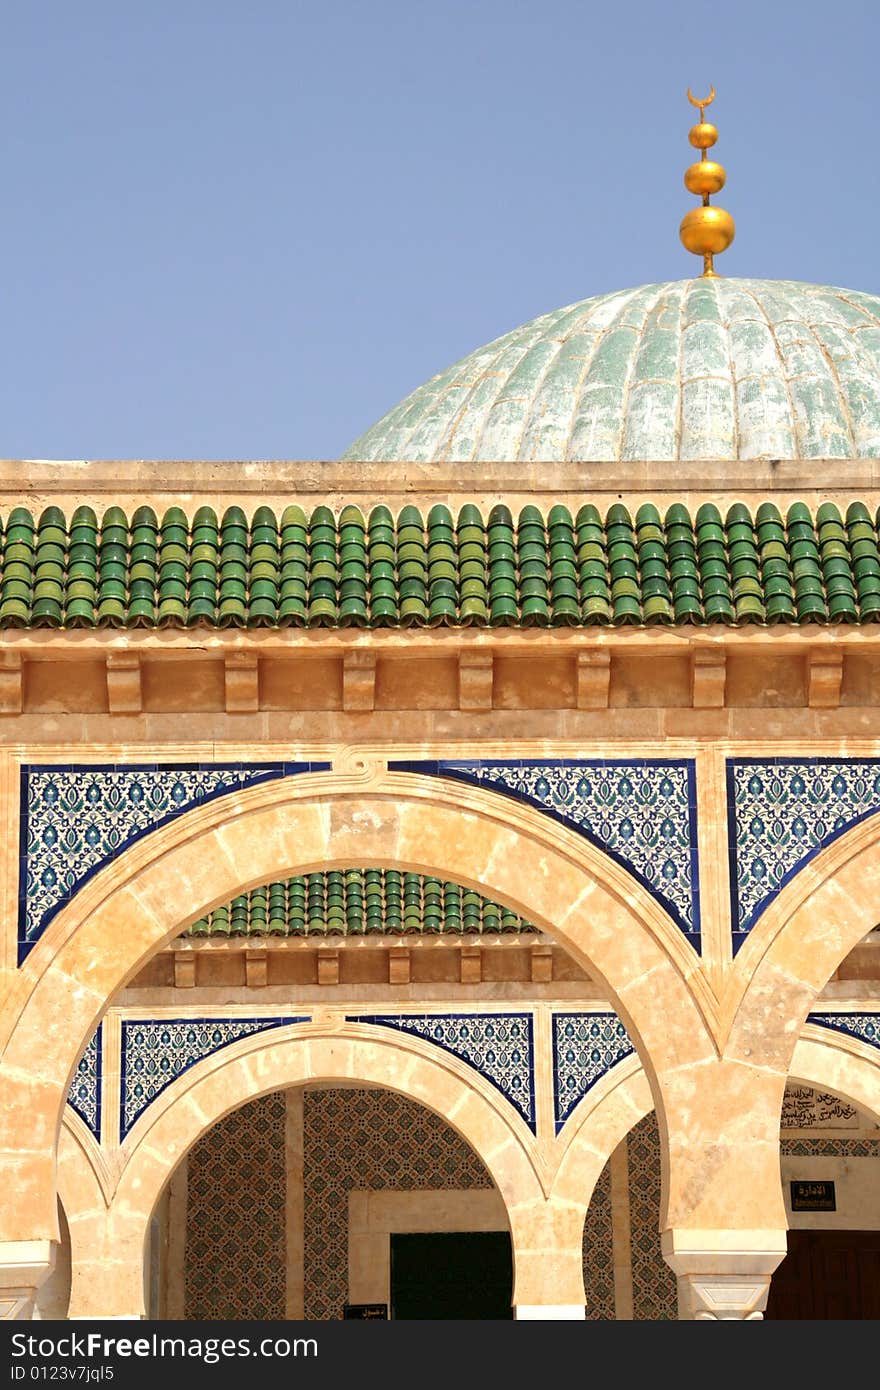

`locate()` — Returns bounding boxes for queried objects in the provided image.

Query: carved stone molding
[661,1231,787,1320]
[686,1276,771,1320]
[0,1241,56,1320]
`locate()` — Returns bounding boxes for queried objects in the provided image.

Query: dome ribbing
[342,279,880,464]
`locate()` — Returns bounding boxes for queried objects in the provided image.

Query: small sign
[343,1303,388,1319]
[790,1179,836,1211]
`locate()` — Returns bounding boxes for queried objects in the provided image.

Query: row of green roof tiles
[2,500,880,629]
[183,871,537,938]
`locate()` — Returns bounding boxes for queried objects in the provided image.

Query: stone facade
[2,447,880,1322]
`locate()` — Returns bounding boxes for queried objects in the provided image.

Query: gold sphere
[684,160,726,196]
[688,121,718,149]
[679,205,736,255]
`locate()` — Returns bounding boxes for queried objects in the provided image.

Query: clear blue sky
[0,0,876,461]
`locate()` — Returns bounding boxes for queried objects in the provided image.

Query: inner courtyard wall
[151,1086,880,1321]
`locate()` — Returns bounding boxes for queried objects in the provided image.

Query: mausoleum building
[1,95,879,1321]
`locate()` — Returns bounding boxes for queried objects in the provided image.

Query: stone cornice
[1,457,879,510]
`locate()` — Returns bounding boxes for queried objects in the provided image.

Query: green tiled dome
[342,279,880,462]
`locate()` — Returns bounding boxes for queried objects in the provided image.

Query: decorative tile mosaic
[627,1112,677,1320]
[185,1092,286,1320]
[582,1158,615,1320]
[781,1137,880,1157]
[727,758,880,948]
[18,760,329,961]
[552,1012,636,1134]
[303,1088,493,1321]
[66,1024,101,1141]
[351,1012,535,1130]
[120,1016,305,1139]
[389,759,700,944]
[807,1011,880,1053]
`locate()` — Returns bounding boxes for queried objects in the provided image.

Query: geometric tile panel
[66,1024,102,1141]
[582,1159,616,1320]
[389,758,701,945]
[727,758,880,949]
[303,1088,493,1320]
[627,1112,677,1320]
[807,1011,880,1053]
[781,1136,880,1157]
[552,1012,636,1134]
[185,1092,287,1320]
[120,1016,306,1140]
[18,759,329,962]
[351,1012,536,1131]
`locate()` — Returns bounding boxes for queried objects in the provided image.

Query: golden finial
[679,86,735,277]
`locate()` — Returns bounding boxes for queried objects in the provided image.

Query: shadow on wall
[34,1199,72,1320]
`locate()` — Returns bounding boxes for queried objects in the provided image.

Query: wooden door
[765,1230,880,1319]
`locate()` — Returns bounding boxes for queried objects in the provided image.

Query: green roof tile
[1,500,878,630]
[182,870,541,939]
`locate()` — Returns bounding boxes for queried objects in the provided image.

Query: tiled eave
[3,473,880,628]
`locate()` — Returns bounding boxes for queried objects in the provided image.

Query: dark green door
[390,1231,513,1319]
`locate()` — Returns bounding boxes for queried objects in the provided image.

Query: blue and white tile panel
[389,759,700,947]
[120,1016,306,1140]
[727,759,880,951]
[807,1012,880,1053]
[352,1012,536,1132]
[18,760,329,961]
[552,1012,635,1134]
[66,1024,102,1141]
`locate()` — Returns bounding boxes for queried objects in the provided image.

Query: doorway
[765,1230,880,1318]
[390,1231,513,1319]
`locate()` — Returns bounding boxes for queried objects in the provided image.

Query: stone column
[509,1197,587,1320]
[655,1052,791,1320]
[285,1090,305,1320]
[0,1241,56,1319]
[67,1209,147,1320]
[661,1230,788,1320]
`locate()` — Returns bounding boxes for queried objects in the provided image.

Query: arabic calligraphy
[790,1180,836,1211]
[781,1086,858,1129]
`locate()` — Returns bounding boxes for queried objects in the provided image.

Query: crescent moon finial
[681,86,734,278]
[687,85,716,115]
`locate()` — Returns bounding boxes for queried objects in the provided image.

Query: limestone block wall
[33,1202,72,1320]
